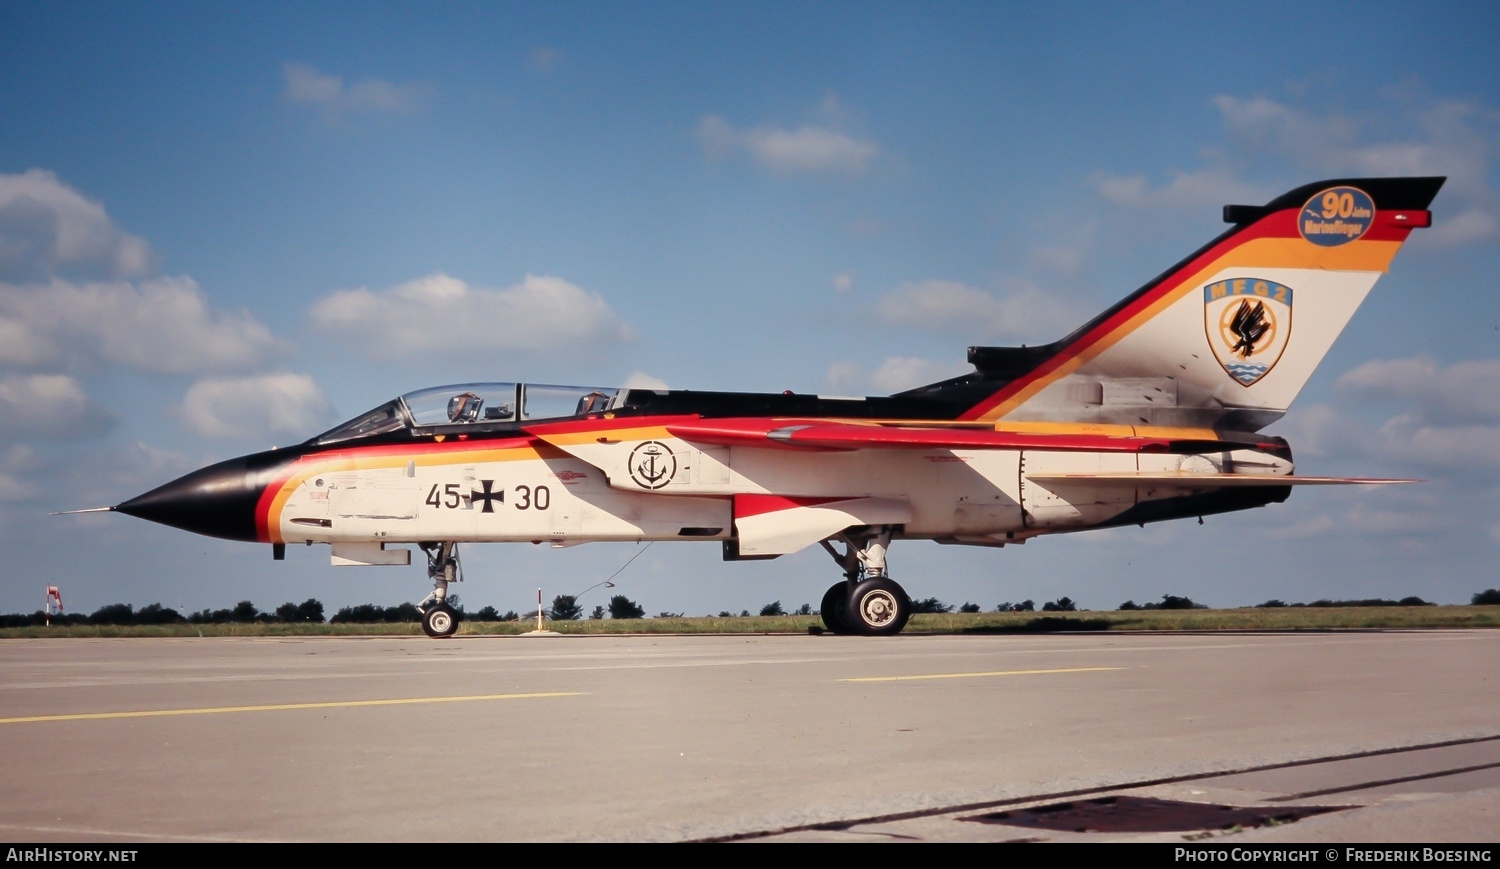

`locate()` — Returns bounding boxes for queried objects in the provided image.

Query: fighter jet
[80,177,1444,637]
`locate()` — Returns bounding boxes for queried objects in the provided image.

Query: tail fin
[910,177,1444,431]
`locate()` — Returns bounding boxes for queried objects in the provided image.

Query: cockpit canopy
[311,382,620,446]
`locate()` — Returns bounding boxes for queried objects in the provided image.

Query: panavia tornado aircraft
[80,176,1444,638]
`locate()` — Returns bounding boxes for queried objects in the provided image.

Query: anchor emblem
[628,441,677,490]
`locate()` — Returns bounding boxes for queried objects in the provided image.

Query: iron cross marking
[470,480,503,513]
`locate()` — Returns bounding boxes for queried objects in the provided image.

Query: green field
[4,605,1497,639]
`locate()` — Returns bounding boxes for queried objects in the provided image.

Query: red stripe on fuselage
[251,435,541,543]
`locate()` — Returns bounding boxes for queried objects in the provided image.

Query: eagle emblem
[1203,279,1293,386]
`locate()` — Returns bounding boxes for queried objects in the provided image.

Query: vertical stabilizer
[941,178,1444,430]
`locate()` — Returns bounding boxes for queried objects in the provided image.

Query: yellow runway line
[839,666,1124,683]
[0,692,585,724]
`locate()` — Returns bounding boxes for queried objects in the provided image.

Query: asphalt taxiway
[1,630,1495,842]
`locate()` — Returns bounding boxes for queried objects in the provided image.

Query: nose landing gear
[418,541,461,638]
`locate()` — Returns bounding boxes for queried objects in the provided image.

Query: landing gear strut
[818,527,911,636]
[418,541,461,638]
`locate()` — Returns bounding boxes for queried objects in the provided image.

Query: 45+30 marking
[425,481,550,513]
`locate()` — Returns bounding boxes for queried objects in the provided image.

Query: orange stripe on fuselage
[963,233,1403,422]
[256,437,557,544]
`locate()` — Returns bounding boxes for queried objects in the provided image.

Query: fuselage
[117,381,1294,557]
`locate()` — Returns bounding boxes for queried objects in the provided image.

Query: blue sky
[2,2,1497,618]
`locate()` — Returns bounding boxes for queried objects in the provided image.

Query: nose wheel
[422,604,458,638]
[417,541,462,639]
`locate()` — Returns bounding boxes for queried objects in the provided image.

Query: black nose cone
[117,454,266,542]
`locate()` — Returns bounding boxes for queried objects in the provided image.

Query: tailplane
[904,177,1444,431]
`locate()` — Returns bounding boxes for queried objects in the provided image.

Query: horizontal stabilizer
[1025,472,1420,488]
[49,506,117,515]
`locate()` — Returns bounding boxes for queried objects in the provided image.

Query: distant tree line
[1252,596,1434,608]
[0,599,326,628]
[5,589,1496,628]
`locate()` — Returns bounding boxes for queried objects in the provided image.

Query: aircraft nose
[116,453,277,542]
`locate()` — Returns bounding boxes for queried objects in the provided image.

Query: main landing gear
[417,541,461,638]
[818,527,912,636]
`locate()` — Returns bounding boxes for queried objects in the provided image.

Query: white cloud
[831,273,854,293]
[309,273,632,358]
[0,472,30,501]
[1210,93,1497,246]
[871,357,968,393]
[1096,93,1499,247]
[824,357,969,394]
[1214,95,1492,182]
[1428,206,1498,247]
[180,373,333,440]
[695,114,880,177]
[874,279,1078,341]
[1340,498,1448,536]
[0,276,276,374]
[282,62,424,117]
[0,170,278,377]
[0,169,153,281]
[1367,417,1500,475]
[0,374,92,437]
[621,371,669,390]
[1095,167,1268,209]
[1317,356,1500,479]
[825,361,862,392]
[1338,355,1500,425]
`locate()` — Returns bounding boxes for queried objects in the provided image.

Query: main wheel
[820,582,851,633]
[847,577,911,636]
[422,604,458,638]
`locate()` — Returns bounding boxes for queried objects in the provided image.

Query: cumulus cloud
[1095,167,1269,209]
[874,279,1078,342]
[1338,355,1500,425]
[0,374,96,437]
[825,357,969,394]
[282,62,424,118]
[1329,356,1500,478]
[0,169,152,281]
[0,276,276,374]
[620,371,670,390]
[1096,92,1499,246]
[309,273,632,358]
[696,113,880,177]
[180,373,333,440]
[1213,95,1491,182]
[0,170,278,377]
[871,357,968,392]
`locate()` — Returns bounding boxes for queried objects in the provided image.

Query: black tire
[422,604,458,638]
[847,577,911,636]
[820,582,850,633]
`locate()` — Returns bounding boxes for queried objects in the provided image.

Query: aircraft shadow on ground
[957,616,1118,633]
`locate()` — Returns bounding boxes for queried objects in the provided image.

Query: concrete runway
[1,630,1496,843]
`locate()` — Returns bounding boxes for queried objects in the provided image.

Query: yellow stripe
[977,237,1403,421]
[266,442,553,542]
[838,666,1123,683]
[532,424,674,446]
[0,691,584,724]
